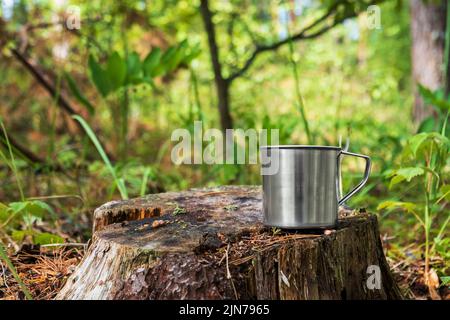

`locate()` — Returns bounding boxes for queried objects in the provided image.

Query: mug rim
[260,145,341,150]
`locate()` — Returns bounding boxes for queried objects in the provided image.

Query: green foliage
[88,54,112,97]
[387,167,424,188]
[11,230,64,245]
[139,167,152,197]
[172,204,186,216]
[106,51,127,90]
[1,119,62,246]
[441,276,450,286]
[88,40,201,97]
[417,85,450,137]
[143,47,163,78]
[0,118,24,201]
[379,130,450,277]
[0,198,62,246]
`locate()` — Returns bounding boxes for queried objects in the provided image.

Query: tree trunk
[56,186,402,300]
[199,0,233,131]
[410,0,447,123]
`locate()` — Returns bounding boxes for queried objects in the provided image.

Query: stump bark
[56,186,402,300]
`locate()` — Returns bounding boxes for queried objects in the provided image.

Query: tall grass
[73,115,129,199]
[0,119,32,299]
[0,120,24,201]
[140,167,151,197]
[285,19,313,145]
[0,243,33,299]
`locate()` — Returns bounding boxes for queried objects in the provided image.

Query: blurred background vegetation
[0,0,448,299]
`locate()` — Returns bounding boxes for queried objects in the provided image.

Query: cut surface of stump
[56,186,402,300]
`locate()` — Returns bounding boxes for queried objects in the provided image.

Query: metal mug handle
[338,151,371,205]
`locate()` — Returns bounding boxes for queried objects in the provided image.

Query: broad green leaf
[9,201,28,214]
[143,47,162,77]
[27,200,56,220]
[408,133,428,157]
[156,46,177,75]
[126,52,142,84]
[64,73,95,115]
[389,167,424,188]
[441,276,450,286]
[417,116,436,133]
[33,232,64,245]
[88,54,111,97]
[24,201,45,218]
[377,201,417,213]
[395,167,424,182]
[165,40,188,72]
[106,51,127,91]
[389,175,405,189]
[418,84,450,112]
[11,229,32,242]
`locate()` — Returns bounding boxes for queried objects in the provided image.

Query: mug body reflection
[261,145,371,229]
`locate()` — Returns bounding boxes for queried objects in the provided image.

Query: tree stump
[56,186,402,300]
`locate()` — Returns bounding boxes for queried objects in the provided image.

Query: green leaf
[33,232,64,245]
[408,133,428,157]
[11,230,32,242]
[27,200,56,220]
[64,73,95,115]
[389,167,424,188]
[9,201,28,214]
[106,51,127,91]
[126,52,142,84]
[165,40,188,72]
[418,84,450,112]
[389,174,405,188]
[88,54,111,97]
[377,201,417,213]
[441,276,450,286]
[417,116,436,133]
[154,46,179,75]
[396,167,425,182]
[143,47,162,77]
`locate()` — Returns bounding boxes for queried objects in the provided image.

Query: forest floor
[0,239,448,300]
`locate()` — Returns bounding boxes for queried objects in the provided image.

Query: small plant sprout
[224,204,238,211]
[172,205,187,216]
[378,131,449,296]
[271,227,282,236]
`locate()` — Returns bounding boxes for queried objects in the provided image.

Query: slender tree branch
[11,48,78,115]
[0,133,45,165]
[226,1,379,83]
[200,0,233,130]
[10,48,116,161]
[0,125,68,172]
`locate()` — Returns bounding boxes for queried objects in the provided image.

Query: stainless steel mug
[261,145,371,229]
